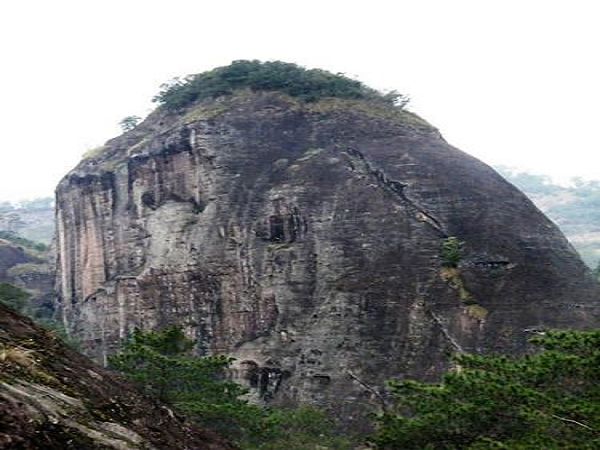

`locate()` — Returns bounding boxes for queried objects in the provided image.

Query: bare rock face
[0,304,233,449]
[55,91,600,424]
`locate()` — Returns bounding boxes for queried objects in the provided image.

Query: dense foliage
[373,330,600,449]
[153,60,406,110]
[110,326,354,449]
[245,407,353,450]
[0,282,30,312]
[108,327,256,439]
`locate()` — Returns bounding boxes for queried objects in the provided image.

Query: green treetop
[373,330,600,449]
[153,60,407,110]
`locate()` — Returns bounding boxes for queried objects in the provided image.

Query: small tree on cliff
[441,236,464,268]
[373,330,600,449]
[119,115,141,131]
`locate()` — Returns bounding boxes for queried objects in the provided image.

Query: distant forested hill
[497,166,600,268]
[0,197,54,244]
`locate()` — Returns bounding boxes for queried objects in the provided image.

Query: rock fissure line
[344,148,448,237]
[427,309,465,353]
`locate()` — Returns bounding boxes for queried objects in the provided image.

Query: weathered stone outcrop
[55,91,600,425]
[0,303,233,449]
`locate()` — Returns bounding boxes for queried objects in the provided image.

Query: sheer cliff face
[55,92,599,420]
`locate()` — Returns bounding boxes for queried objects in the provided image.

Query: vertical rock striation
[56,90,600,424]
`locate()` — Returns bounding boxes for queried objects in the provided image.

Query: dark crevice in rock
[141,191,157,210]
[82,287,108,305]
[313,374,331,385]
[263,207,307,243]
[258,367,289,401]
[344,147,447,237]
[141,190,204,213]
[269,216,285,242]
[469,260,514,269]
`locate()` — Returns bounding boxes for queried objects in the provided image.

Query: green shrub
[154,60,407,110]
[0,282,30,312]
[245,407,354,450]
[441,236,464,268]
[119,115,141,132]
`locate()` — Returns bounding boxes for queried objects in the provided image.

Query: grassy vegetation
[0,230,48,252]
[81,145,106,160]
[7,262,49,276]
[154,60,407,110]
[439,237,490,319]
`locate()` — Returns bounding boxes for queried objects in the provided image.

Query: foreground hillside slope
[0,303,233,449]
[55,63,600,424]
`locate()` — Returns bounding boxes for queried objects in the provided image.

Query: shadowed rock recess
[55,85,600,425]
[0,304,233,449]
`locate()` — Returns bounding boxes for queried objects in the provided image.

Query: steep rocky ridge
[55,89,600,425]
[0,303,233,449]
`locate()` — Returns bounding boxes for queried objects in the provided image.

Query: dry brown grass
[0,344,37,370]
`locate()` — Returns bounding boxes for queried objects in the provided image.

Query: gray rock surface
[55,91,600,425]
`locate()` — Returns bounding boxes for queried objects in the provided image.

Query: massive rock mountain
[0,303,232,449]
[55,86,600,423]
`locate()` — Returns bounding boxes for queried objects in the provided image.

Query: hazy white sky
[1,0,599,201]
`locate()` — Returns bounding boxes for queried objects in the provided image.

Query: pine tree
[374,330,600,449]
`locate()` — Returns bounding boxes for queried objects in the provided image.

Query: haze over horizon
[1,0,599,201]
